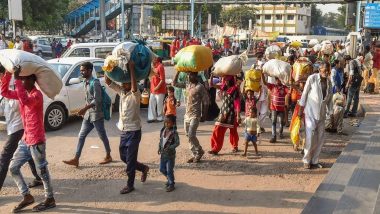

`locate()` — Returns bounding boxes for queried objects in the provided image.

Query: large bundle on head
[213,51,248,77]
[174,45,213,72]
[104,40,154,83]
[262,59,291,85]
[244,68,262,92]
[265,45,282,59]
[0,49,62,99]
[321,40,334,55]
[290,41,302,48]
[292,57,313,82]
[313,44,322,52]
[308,39,319,47]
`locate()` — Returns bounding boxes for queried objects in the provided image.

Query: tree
[221,5,256,30]
[337,5,348,29]
[322,12,340,28]
[310,4,323,29]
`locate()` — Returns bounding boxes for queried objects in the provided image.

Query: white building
[254,4,311,35]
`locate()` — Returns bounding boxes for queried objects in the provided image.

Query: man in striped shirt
[262,74,289,143]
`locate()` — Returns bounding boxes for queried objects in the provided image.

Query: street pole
[12,20,15,39]
[99,0,106,42]
[190,0,194,37]
[198,6,202,38]
[140,4,144,37]
[121,0,125,41]
[355,1,361,32]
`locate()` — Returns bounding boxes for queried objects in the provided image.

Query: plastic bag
[262,59,291,85]
[213,51,248,77]
[0,49,62,99]
[290,41,302,48]
[291,116,301,145]
[174,45,213,72]
[244,69,262,92]
[292,57,313,82]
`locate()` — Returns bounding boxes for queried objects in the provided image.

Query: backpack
[89,78,112,121]
[351,59,363,88]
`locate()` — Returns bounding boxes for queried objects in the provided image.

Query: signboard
[162,10,191,30]
[364,3,380,29]
[8,0,23,21]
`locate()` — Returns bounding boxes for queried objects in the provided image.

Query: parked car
[32,38,52,57]
[61,42,118,59]
[45,57,117,131]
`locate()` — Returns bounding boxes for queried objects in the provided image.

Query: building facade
[254,4,311,35]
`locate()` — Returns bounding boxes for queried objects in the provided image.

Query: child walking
[242,108,259,157]
[262,73,289,143]
[158,115,180,192]
[163,86,177,128]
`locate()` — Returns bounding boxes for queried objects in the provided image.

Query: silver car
[33,38,52,57]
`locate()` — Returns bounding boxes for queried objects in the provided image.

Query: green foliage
[310,4,323,29]
[221,5,256,29]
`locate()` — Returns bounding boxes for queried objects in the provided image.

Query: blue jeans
[271,111,285,137]
[345,86,360,115]
[119,130,148,188]
[159,157,175,186]
[76,118,111,158]
[9,141,53,198]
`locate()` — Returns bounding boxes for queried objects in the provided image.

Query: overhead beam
[127,0,347,4]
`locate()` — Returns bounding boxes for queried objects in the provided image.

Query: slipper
[32,201,56,212]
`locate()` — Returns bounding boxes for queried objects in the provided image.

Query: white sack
[262,59,291,85]
[0,49,62,99]
[213,51,248,77]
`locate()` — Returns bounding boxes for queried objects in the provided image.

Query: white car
[45,57,117,131]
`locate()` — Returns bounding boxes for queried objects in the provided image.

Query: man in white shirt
[13,36,24,50]
[0,71,42,191]
[105,61,149,194]
[0,34,7,50]
[298,62,333,169]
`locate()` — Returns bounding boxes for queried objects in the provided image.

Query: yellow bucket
[141,91,149,105]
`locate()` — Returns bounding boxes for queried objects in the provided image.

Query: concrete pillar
[99,0,106,42]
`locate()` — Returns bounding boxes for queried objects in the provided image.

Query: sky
[317,4,341,15]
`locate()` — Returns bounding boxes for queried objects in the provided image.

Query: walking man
[105,60,149,194]
[173,72,209,163]
[298,62,333,169]
[1,66,56,212]
[63,62,112,167]
[344,54,364,117]
[0,70,42,191]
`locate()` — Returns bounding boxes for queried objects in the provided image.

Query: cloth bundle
[292,57,313,82]
[244,69,262,92]
[174,45,213,72]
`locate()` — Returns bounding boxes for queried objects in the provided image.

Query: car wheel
[37,50,43,57]
[113,94,119,112]
[45,104,66,131]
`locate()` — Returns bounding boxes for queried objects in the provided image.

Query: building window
[298,15,303,20]
[256,15,261,20]
[276,15,282,20]
[287,15,294,20]
[265,15,271,20]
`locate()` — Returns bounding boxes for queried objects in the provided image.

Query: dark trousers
[271,111,285,137]
[119,130,148,188]
[0,129,40,190]
[345,86,360,115]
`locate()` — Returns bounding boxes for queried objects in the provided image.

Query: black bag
[351,60,363,88]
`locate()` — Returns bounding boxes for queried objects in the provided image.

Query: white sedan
[45,57,117,131]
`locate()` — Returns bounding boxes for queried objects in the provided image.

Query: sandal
[32,198,56,212]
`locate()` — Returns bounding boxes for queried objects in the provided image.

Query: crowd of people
[0,34,379,213]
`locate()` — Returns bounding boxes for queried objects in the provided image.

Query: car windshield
[49,63,72,78]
